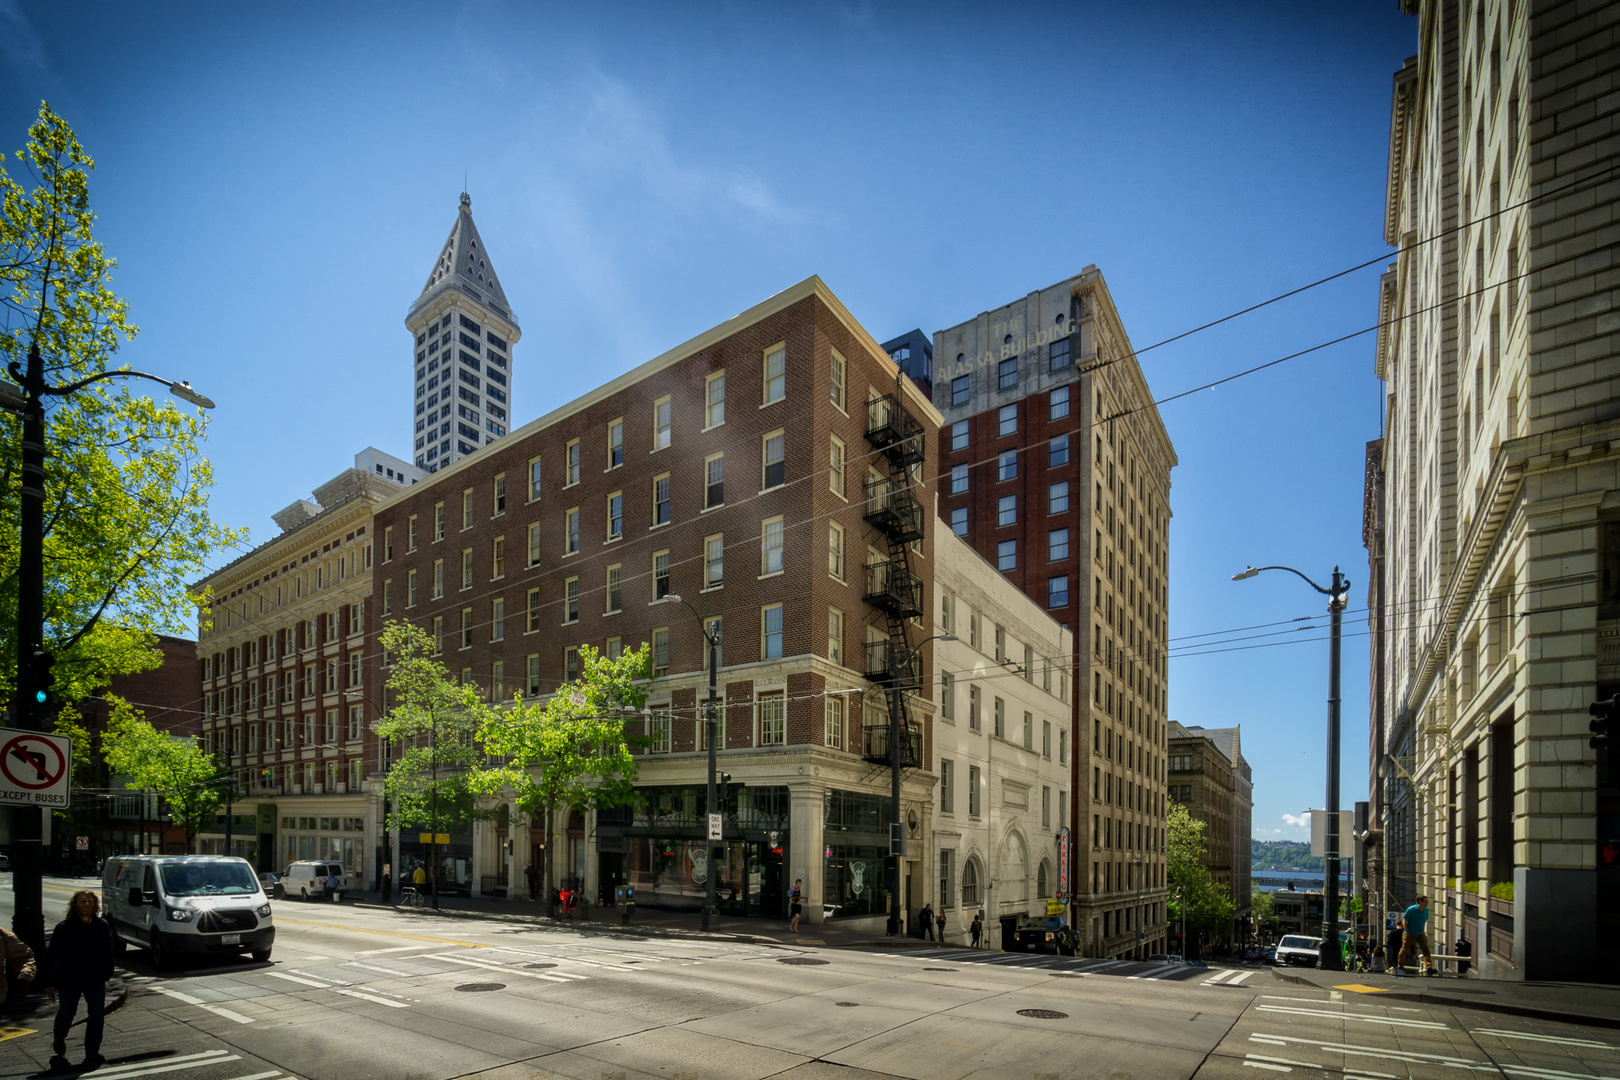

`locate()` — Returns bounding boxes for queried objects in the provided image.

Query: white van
[102,855,275,969]
[281,860,351,901]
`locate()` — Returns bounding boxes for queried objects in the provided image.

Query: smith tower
[407,193,521,473]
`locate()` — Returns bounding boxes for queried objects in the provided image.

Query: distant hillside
[1252,839,1323,871]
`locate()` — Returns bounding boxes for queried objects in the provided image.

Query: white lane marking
[296,955,331,961]
[1258,994,1420,1012]
[1227,970,1258,985]
[92,1060,249,1080]
[1342,1072,1397,1079]
[146,986,255,1025]
[1330,991,1343,1001]
[334,987,411,1008]
[1248,1032,1492,1071]
[290,968,350,984]
[484,947,633,971]
[1249,1038,1288,1047]
[264,971,333,989]
[1256,1005,1447,1030]
[89,1050,236,1079]
[1246,1055,1321,1069]
[1242,1062,1291,1072]
[355,944,442,955]
[1473,1029,1618,1051]
[221,1073,285,1080]
[344,961,414,977]
[425,952,588,982]
[1203,970,1236,985]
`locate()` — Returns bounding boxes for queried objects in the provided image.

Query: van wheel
[149,931,173,972]
[300,887,308,901]
[251,948,272,962]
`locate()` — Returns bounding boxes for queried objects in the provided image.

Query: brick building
[931,268,1175,959]
[370,276,942,930]
[1168,720,1237,946]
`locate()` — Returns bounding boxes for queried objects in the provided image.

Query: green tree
[1166,802,1234,954]
[0,101,244,702]
[472,643,647,914]
[373,620,495,902]
[100,698,225,851]
[1250,882,1276,934]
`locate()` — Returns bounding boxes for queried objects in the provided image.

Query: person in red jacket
[40,890,117,1068]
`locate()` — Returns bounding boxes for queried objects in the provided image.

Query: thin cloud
[1282,813,1310,828]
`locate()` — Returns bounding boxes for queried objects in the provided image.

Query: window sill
[759,485,785,496]
[702,422,725,434]
[603,536,623,545]
[491,573,506,581]
[758,570,784,581]
[649,520,670,530]
[651,443,671,454]
[829,575,845,586]
[562,550,578,559]
[604,608,622,617]
[700,585,723,594]
[759,397,784,410]
[561,620,579,628]
[702,503,724,513]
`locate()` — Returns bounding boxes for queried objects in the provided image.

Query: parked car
[1264,946,1277,964]
[1010,916,1077,956]
[102,855,275,969]
[281,861,351,900]
[0,851,10,871]
[258,871,284,899]
[1275,935,1323,967]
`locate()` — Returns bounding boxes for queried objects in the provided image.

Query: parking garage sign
[0,727,72,808]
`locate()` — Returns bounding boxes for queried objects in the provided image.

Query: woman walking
[42,890,117,1068]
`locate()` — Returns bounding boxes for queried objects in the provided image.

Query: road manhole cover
[777,957,830,966]
[455,982,505,992]
[835,1001,860,1007]
[1017,1008,1069,1019]
[524,962,557,969]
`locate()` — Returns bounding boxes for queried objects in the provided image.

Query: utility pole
[703,620,718,933]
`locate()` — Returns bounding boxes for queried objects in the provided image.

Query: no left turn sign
[0,727,71,808]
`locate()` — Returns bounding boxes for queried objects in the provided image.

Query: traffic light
[1600,839,1619,867]
[1590,695,1619,751]
[30,648,57,710]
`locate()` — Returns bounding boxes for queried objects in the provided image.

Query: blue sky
[1,1,1416,846]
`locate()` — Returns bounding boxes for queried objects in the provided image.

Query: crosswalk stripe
[333,987,411,1009]
[146,987,255,1025]
[1228,970,1258,985]
[344,961,413,977]
[425,952,589,982]
[1203,970,1236,985]
[223,1073,286,1080]
[93,1049,243,1078]
[264,972,333,989]
[89,1050,232,1080]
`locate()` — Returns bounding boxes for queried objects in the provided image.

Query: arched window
[962,857,981,907]
[1007,832,1028,902]
[1037,860,1051,899]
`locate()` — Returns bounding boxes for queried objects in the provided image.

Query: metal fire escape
[861,385,926,771]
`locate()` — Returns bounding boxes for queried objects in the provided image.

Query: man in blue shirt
[1395,896,1434,976]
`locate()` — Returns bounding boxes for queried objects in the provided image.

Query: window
[432,616,444,655]
[408,514,419,551]
[829,436,845,497]
[526,522,542,567]
[763,344,786,403]
[969,685,981,730]
[564,646,580,683]
[941,670,956,722]
[705,453,724,509]
[825,696,844,749]
[950,420,968,451]
[704,534,724,588]
[491,536,506,578]
[941,759,954,813]
[830,348,846,411]
[1043,720,1052,759]
[564,577,579,623]
[652,627,670,677]
[1050,434,1069,467]
[1050,481,1070,513]
[433,502,445,541]
[462,489,474,530]
[490,659,506,702]
[382,579,393,615]
[997,357,1018,390]
[606,564,622,613]
[1049,336,1071,371]
[940,848,955,908]
[649,710,672,753]
[759,690,785,745]
[998,403,1017,436]
[527,588,541,632]
[526,654,541,697]
[460,608,473,649]
[493,473,506,515]
[383,525,394,562]
[407,569,418,607]
[1050,384,1070,420]
[968,767,981,818]
[761,604,784,659]
[606,491,623,540]
[653,550,670,600]
[761,517,785,575]
[997,495,1017,527]
[997,540,1016,572]
[432,559,445,599]
[950,465,968,494]
[528,457,543,502]
[565,508,580,554]
[994,696,1005,737]
[828,522,845,581]
[998,451,1017,480]
[607,418,624,468]
[1049,528,1070,561]
[950,507,968,537]
[828,608,843,666]
[653,395,672,449]
[652,473,671,525]
[491,598,505,641]
[762,431,785,489]
[950,375,970,407]
[564,439,581,486]
[461,547,474,589]
[705,371,726,428]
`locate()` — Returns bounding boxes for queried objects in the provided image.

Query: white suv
[1275,935,1323,967]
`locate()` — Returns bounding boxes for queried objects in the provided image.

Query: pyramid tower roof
[415,192,511,314]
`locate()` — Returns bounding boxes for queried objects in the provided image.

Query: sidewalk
[1273,964,1620,1029]
[335,888,956,952]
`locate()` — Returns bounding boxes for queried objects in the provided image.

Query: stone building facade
[1369,0,1620,980]
[1168,722,1251,946]
[932,268,1175,959]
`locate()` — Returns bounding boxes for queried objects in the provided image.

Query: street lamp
[1233,563,1351,972]
[4,344,213,953]
[658,594,721,932]
[344,689,394,904]
[881,633,955,938]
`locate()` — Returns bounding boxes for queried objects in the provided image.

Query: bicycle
[399,886,428,908]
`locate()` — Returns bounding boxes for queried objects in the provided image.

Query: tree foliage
[1166,801,1234,944]
[373,621,495,847]
[100,697,224,851]
[0,101,244,702]
[1250,883,1275,930]
[471,643,647,908]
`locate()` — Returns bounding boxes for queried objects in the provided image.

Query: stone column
[791,784,823,925]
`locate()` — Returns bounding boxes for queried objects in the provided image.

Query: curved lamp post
[1233,563,1351,972]
[657,594,722,932]
[343,688,395,904]
[3,344,214,953]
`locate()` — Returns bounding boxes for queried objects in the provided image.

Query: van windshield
[159,862,259,897]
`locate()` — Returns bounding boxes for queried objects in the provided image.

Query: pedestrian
[526,862,540,902]
[412,862,427,887]
[970,913,983,949]
[325,868,340,902]
[0,924,37,1012]
[1395,895,1436,976]
[41,890,117,1069]
[381,863,392,899]
[1385,922,1403,971]
[788,878,803,932]
[936,910,947,944]
[919,902,935,940]
[1369,944,1386,972]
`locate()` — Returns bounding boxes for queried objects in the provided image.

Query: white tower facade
[407,193,521,473]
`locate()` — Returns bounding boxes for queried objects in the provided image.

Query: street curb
[344,899,783,947]
[1273,969,1620,1030]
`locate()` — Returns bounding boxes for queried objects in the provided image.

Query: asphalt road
[2,875,1616,1080]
